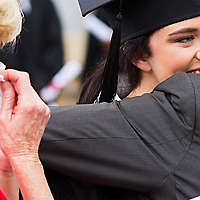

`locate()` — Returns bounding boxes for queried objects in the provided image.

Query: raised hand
[0,69,50,161]
[0,69,53,200]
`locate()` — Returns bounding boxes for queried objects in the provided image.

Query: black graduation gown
[39,73,200,200]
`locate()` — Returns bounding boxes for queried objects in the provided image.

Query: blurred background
[51,0,88,105]
[0,0,111,105]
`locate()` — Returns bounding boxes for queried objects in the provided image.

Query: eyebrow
[168,28,198,36]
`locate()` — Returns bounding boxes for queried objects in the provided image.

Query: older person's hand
[0,69,50,162]
[0,69,54,200]
[0,149,12,173]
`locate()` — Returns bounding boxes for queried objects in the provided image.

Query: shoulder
[117,73,196,143]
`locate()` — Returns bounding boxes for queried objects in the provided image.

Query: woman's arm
[0,70,54,200]
[40,73,194,192]
[40,102,170,192]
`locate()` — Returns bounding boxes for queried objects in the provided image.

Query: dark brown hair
[78,31,153,104]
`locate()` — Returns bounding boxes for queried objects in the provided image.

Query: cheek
[151,45,193,77]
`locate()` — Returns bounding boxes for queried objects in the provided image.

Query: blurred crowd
[0,0,111,106]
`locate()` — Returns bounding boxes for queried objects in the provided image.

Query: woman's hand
[0,69,50,161]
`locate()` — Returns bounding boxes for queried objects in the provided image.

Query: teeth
[191,70,200,74]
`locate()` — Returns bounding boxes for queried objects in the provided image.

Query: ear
[131,58,152,72]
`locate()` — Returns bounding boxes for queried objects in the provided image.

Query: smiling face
[130,16,200,96]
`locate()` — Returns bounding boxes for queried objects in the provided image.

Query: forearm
[0,171,19,200]
[10,156,54,200]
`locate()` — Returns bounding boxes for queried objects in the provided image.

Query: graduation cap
[78,0,200,102]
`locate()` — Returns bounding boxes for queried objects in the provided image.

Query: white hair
[0,0,22,46]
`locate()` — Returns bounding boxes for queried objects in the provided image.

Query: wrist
[9,152,39,161]
[9,153,41,169]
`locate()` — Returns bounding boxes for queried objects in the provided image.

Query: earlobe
[132,58,152,72]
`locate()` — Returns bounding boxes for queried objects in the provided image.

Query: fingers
[0,81,16,120]
[1,69,31,96]
[1,69,40,111]
[0,68,50,122]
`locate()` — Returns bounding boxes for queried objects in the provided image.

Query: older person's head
[0,0,22,47]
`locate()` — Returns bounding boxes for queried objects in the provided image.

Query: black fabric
[78,0,113,17]
[78,0,200,43]
[99,10,121,103]
[39,73,200,199]
[0,0,64,93]
[44,168,149,200]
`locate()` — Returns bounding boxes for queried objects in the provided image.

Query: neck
[127,71,159,98]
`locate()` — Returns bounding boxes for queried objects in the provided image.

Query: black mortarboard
[78,0,200,102]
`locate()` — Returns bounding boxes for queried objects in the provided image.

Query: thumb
[0,81,16,120]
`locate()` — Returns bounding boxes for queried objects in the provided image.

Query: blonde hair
[0,0,22,47]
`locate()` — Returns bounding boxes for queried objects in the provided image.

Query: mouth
[187,68,200,74]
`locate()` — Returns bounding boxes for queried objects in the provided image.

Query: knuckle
[39,106,46,115]
[22,104,34,114]
[6,69,17,77]
[7,69,17,72]
[36,103,49,116]
[6,69,14,73]
[21,71,30,79]
[43,105,50,114]
[34,104,44,114]
[20,102,50,119]
[43,105,50,117]
[45,106,51,119]
[22,101,40,112]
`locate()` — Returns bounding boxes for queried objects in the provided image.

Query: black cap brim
[78,0,114,16]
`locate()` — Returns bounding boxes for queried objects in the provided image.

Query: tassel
[99,0,122,103]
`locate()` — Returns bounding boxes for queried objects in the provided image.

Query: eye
[175,35,195,43]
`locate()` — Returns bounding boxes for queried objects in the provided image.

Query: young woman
[2,0,200,200]
[39,0,200,199]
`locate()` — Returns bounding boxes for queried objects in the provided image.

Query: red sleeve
[0,189,8,200]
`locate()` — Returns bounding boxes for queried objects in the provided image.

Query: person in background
[0,0,64,95]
